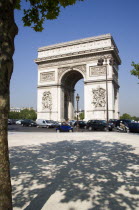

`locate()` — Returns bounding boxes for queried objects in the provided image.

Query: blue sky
[11,0,139,116]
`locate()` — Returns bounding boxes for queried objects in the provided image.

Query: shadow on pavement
[10,140,139,209]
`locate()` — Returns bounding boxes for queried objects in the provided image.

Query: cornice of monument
[35,34,121,65]
[38,34,116,51]
[35,46,121,65]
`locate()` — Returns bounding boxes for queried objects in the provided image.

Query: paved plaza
[8,131,139,210]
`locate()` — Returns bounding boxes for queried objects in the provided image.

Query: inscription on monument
[92,87,106,108]
[38,38,111,58]
[40,72,55,82]
[90,66,106,76]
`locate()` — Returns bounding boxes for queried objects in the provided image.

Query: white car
[36,119,55,128]
[16,120,23,125]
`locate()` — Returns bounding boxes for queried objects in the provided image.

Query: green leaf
[21,0,86,31]
[15,0,21,9]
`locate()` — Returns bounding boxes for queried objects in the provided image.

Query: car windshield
[45,120,51,123]
[126,120,132,123]
[101,120,106,123]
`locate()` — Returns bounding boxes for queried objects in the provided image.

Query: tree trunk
[0,0,18,209]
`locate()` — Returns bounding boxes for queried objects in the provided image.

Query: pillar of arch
[35,34,121,121]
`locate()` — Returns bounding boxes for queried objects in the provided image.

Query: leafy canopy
[9,109,37,120]
[120,113,139,121]
[130,61,139,79]
[15,0,84,31]
[120,113,132,120]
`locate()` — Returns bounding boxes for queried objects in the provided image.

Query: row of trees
[120,113,139,121]
[9,109,37,121]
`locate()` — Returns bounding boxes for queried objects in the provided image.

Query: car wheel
[104,127,108,131]
[69,129,73,132]
[88,126,92,131]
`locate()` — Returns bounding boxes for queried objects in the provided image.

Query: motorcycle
[117,125,129,133]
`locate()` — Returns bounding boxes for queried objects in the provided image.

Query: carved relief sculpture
[42,91,52,110]
[92,87,106,107]
[90,66,106,76]
[40,71,55,82]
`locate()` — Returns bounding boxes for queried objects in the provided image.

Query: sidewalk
[9,132,139,210]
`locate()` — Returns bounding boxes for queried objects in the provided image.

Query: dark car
[86,120,112,131]
[128,122,139,133]
[109,119,118,127]
[74,121,87,128]
[21,119,37,127]
[8,119,17,125]
[8,119,12,125]
[56,123,73,132]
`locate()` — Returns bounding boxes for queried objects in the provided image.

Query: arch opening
[61,70,84,121]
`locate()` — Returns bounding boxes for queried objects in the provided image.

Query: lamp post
[76,93,80,131]
[97,57,115,124]
[105,59,109,124]
[97,58,109,123]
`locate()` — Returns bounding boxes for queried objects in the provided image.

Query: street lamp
[97,58,109,123]
[76,93,80,131]
[97,57,115,124]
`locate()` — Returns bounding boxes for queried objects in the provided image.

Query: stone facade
[35,34,121,121]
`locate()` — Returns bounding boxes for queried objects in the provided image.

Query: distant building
[10,107,36,112]
[10,107,21,112]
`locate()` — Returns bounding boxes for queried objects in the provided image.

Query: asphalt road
[8,124,89,133]
[8,124,117,133]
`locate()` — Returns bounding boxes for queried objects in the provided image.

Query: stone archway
[35,34,121,121]
[60,69,84,120]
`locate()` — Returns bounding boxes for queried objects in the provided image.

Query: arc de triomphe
[35,34,121,121]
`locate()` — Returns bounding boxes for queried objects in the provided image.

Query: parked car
[49,120,60,127]
[10,119,17,124]
[74,121,87,128]
[128,122,139,133]
[69,120,76,126]
[36,119,55,128]
[109,119,118,127]
[8,119,12,125]
[16,119,23,125]
[86,120,113,131]
[56,123,73,132]
[21,119,37,127]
